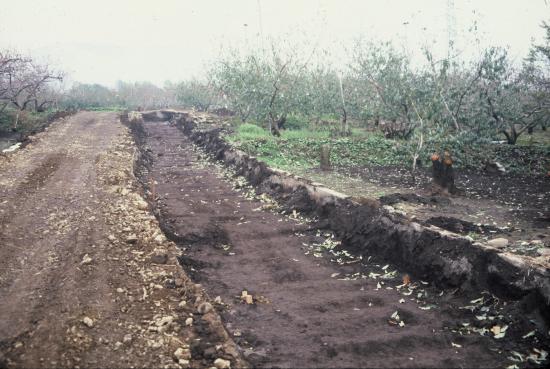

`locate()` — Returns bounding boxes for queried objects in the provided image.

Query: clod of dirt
[425,216,501,235]
[198,302,213,314]
[487,237,510,248]
[150,253,168,264]
[174,347,192,361]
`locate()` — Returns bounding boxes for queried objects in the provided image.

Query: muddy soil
[299,165,550,256]
[136,119,548,368]
[0,112,241,368]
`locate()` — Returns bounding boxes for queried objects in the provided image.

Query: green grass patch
[227,123,550,175]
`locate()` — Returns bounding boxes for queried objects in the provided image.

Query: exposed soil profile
[131,116,549,368]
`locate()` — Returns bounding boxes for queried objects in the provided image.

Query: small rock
[123,334,133,343]
[198,302,213,314]
[82,316,94,328]
[126,234,138,244]
[107,234,116,242]
[155,315,174,327]
[487,238,509,248]
[135,198,149,210]
[178,300,187,308]
[150,253,168,264]
[531,240,543,245]
[484,161,506,175]
[185,317,193,326]
[81,254,92,265]
[116,288,124,293]
[214,358,231,369]
[178,359,190,368]
[174,347,191,361]
[154,234,166,243]
[214,296,222,304]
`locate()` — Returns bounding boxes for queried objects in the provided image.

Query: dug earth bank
[0,112,243,368]
[131,114,549,368]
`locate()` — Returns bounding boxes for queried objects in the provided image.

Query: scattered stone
[154,234,166,243]
[81,254,92,265]
[135,197,149,210]
[214,296,222,304]
[123,334,132,343]
[487,238,509,249]
[116,287,124,293]
[155,315,174,327]
[185,317,193,326]
[107,234,116,242]
[150,253,168,264]
[174,347,191,361]
[214,358,231,369]
[126,234,138,244]
[178,300,187,308]
[82,316,94,328]
[198,302,213,314]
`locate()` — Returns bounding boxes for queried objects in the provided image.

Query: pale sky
[0,0,548,86]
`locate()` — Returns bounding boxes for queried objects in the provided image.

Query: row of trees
[61,81,177,110]
[1,49,180,115]
[179,23,550,145]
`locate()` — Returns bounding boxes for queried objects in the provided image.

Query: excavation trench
[129,113,549,368]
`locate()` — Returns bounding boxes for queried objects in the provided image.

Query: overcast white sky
[0,0,548,86]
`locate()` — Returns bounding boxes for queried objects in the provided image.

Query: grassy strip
[226,123,550,175]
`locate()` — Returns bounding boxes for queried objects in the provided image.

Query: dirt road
[0,112,239,368]
[138,119,538,368]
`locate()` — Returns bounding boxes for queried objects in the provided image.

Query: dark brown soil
[137,120,547,368]
[318,165,550,254]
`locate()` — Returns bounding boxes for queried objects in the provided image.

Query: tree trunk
[431,153,456,194]
[320,144,331,171]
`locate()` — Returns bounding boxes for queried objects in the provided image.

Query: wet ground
[140,119,548,368]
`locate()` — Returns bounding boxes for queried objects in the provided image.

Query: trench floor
[143,120,531,368]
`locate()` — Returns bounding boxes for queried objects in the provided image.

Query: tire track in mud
[139,120,516,368]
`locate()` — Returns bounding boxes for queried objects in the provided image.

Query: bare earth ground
[0,112,240,368]
[140,120,548,368]
[294,165,550,258]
